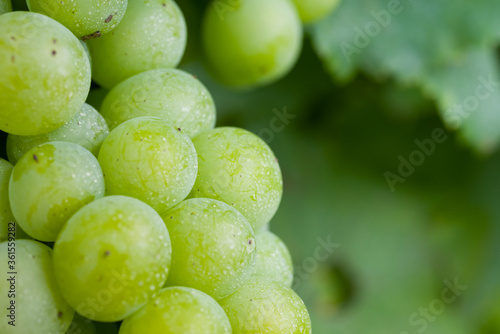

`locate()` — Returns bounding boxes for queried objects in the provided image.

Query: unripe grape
[119,287,232,334]
[87,0,186,88]
[53,196,172,322]
[220,278,312,334]
[0,240,75,334]
[202,0,302,88]
[9,142,105,241]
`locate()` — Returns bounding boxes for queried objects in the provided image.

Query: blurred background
[178,0,500,333]
[5,0,500,333]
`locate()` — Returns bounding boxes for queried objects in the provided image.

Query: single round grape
[0,12,91,135]
[220,278,311,334]
[27,0,127,39]
[53,196,172,322]
[119,287,232,334]
[253,230,293,287]
[0,159,28,241]
[202,0,302,88]
[9,142,105,241]
[87,0,186,88]
[100,68,216,138]
[0,240,75,334]
[189,127,283,231]
[11,0,26,10]
[162,198,256,300]
[291,0,341,23]
[7,103,109,164]
[0,0,12,14]
[98,117,197,214]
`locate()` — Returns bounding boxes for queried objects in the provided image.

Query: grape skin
[27,0,128,39]
[0,159,29,242]
[0,12,91,135]
[98,116,198,214]
[53,196,172,322]
[9,142,105,241]
[220,278,312,334]
[202,0,303,88]
[87,0,187,89]
[0,240,75,334]
[100,68,216,138]
[291,0,341,23]
[253,229,294,287]
[189,127,283,231]
[0,159,15,242]
[119,287,232,334]
[162,198,256,300]
[7,103,109,164]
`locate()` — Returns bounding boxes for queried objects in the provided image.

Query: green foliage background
[3,0,500,333]
[178,0,500,333]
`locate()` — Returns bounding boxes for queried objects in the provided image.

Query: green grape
[0,12,91,135]
[100,69,216,138]
[291,0,341,23]
[119,287,232,334]
[189,127,283,231]
[202,0,302,88]
[253,230,293,287]
[220,278,311,334]
[7,103,109,164]
[66,313,97,334]
[0,0,12,14]
[0,240,75,334]
[53,196,172,322]
[161,198,256,300]
[9,142,105,241]
[87,0,186,89]
[98,117,197,214]
[27,0,127,39]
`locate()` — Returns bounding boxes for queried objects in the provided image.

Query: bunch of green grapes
[0,1,313,333]
[201,0,341,89]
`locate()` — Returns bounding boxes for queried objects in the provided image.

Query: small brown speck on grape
[105,15,113,23]
[33,155,38,162]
